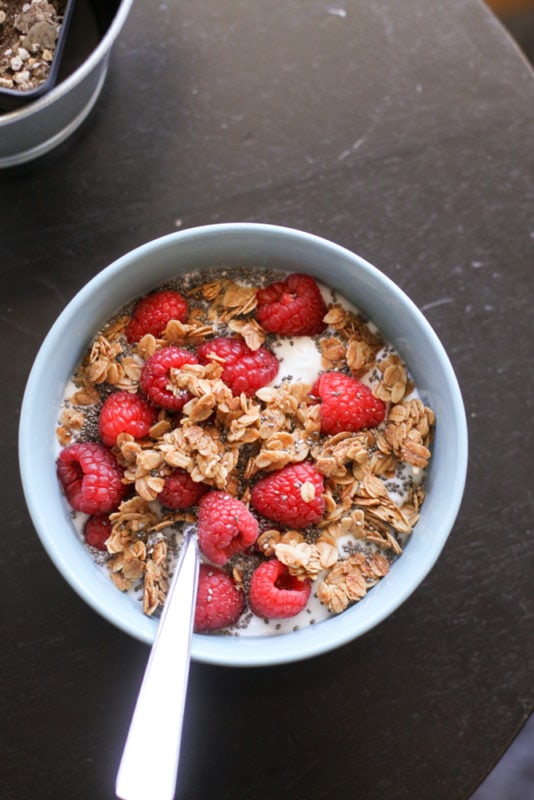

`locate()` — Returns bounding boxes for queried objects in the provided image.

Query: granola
[56,268,435,634]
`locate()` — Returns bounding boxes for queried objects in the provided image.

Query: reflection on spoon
[115,526,199,800]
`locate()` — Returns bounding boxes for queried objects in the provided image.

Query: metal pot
[0,0,133,168]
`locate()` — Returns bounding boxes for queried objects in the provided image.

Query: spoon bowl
[115,527,199,800]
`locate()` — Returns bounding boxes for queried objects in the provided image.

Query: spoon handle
[115,529,199,800]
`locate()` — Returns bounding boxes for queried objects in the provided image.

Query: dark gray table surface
[1,1,533,798]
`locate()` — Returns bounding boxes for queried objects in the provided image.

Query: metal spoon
[115,527,199,800]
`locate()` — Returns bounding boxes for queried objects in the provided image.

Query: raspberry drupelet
[256,273,327,336]
[311,371,386,435]
[197,491,259,565]
[57,442,126,515]
[158,469,208,509]
[194,565,245,632]
[126,290,189,343]
[249,559,311,619]
[250,462,325,529]
[83,514,112,551]
[98,390,157,447]
[196,336,279,396]
[140,346,198,410]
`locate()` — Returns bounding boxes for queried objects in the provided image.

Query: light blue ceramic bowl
[19,223,468,666]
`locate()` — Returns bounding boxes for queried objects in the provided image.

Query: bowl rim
[19,222,468,666]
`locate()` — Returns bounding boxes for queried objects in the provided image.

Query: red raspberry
[126,290,188,343]
[140,346,198,410]
[249,559,311,619]
[158,469,208,509]
[311,372,386,435]
[83,514,112,551]
[57,442,126,515]
[194,564,245,632]
[250,462,325,529]
[196,337,279,396]
[197,491,259,565]
[98,390,157,447]
[256,273,327,336]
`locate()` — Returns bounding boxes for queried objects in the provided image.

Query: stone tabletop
[1,1,533,798]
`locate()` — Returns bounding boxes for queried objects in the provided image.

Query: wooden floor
[485,0,534,13]
[486,0,534,61]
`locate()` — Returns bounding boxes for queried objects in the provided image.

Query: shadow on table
[470,713,534,799]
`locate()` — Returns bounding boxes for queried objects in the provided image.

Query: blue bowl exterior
[19,223,468,666]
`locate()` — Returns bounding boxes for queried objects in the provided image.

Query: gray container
[0,0,133,168]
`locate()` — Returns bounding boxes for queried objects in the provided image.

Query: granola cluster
[57,270,435,626]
